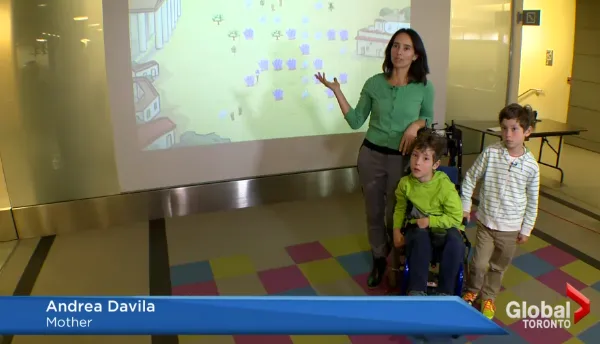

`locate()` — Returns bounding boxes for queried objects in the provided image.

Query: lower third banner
[0,296,507,336]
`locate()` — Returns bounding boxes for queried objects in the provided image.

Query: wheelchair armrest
[460,229,471,248]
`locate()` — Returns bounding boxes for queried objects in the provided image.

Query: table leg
[480,132,486,153]
[536,136,565,183]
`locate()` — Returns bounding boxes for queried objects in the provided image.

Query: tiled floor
[0,191,599,343]
[167,201,600,344]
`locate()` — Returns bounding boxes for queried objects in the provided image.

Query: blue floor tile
[592,280,600,293]
[578,322,600,343]
[336,251,372,276]
[170,261,213,287]
[511,253,555,278]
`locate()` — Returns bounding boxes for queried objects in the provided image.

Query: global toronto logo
[505,283,591,329]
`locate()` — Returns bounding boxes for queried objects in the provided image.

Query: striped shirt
[461,142,540,236]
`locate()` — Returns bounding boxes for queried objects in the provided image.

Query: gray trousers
[357,144,409,259]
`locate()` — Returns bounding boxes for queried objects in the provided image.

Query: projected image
[128,0,411,151]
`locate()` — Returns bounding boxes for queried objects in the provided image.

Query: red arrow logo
[566,283,590,324]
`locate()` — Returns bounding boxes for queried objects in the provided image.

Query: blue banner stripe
[0,296,507,336]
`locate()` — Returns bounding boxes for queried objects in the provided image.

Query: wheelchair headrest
[436,166,459,185]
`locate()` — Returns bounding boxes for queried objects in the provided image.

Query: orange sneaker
[462,291,477,305]
[481,299,496,319]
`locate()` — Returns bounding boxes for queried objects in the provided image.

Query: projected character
[328,2,334,11]
[314,28,433,290]
[356,8,411,58]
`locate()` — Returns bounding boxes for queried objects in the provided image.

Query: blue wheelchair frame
[399,165,473,296]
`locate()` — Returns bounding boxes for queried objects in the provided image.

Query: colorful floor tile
[169,224,600,343]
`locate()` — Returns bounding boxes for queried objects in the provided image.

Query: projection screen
[104,0,450,192]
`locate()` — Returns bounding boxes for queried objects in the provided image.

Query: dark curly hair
[499,103,534,130]
[411,129,446,162]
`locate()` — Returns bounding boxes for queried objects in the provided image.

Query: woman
[315,28,434,288]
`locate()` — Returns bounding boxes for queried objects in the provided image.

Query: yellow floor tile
[210,254,256,279]
[249,248,295,272]
[215,273,267,296]
[580,287,600,317]
[291,335,350,344]
[312,278,366,296]
[298,258,350,285]
[320,233,370,257]
[567,313,598,336]
[493,290,523,325]
[179,335,235,343]
[501,266,533,288]
[518,235,549,252]
[560,260,600,285]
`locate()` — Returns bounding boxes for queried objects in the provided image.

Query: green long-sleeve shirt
[393,171,465,234]
[344,73,435,150]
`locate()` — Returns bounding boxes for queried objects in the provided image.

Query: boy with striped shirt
[461,103,540,319]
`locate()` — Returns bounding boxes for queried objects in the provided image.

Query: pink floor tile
[285,241,332,264]
[536,269,587,294]
[258,265,310,294]
[532,245,577,267]
[172,281,219,296]
[234,335,293,344]
[509,319,573,344]
[350,335,412,343]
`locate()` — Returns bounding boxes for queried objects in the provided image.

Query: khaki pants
[466,221,519,301]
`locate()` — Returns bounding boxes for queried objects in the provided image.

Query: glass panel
[1,0,120,206]
[446,0,515,153]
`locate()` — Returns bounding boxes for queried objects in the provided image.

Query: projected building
[129,0,182,60]
[355,8,411,58]
[132,61,160,81]
[133,77,161,123]
[138,117,176,151]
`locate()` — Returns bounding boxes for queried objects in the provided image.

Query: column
[137,13,147,53]
[162,3,170,42]
[171,0,176,30]
[166,1,172,39]
[177,0,181,18]
[154,8,164,49]
[148,13,154,39]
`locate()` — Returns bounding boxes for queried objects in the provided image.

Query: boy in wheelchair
[392,129,465,296]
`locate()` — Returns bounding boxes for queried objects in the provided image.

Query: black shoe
[367,256,387,288]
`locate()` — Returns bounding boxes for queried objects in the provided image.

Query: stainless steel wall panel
[12,168,361,238]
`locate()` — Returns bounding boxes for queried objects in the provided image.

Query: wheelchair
[397,166,472,296]
[388,123,472,296]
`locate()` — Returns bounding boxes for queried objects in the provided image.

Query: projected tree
[379,8,394,17]
[212,14,224,25]
[272,30,283,40]
[400,6,411,21]
[228,30,240,41]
